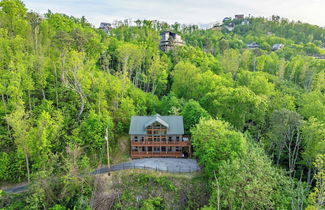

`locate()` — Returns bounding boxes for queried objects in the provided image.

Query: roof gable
[129,115,184,135]
[144,114,169,128]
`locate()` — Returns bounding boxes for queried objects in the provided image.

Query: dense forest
[0,0,324,209]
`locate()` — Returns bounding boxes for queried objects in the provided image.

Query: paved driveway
[3,158,200,194]
[94,158,200,174]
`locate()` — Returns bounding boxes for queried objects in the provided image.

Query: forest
[0,0,324,209]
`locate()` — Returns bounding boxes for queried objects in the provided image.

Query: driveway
[2,158,200,194]
[94,158,200,174]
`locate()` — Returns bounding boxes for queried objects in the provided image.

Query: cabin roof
[129,114,184,135]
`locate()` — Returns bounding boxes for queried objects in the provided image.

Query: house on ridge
[129,114,191,159]
[159,31,185,52]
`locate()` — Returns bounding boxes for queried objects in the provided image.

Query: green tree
[171,61,200,99]
[182,99,209,133]
[6,103,32,182]
[191,118,247,176]
[221,49,240,78]
[268,109,303,175]
[302,118,325,184]
[306,154,325,210]
[209,142,293,209]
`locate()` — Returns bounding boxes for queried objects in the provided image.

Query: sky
[22,0,325,28]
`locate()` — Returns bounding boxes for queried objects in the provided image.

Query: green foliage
[111,172,209,209]
[0,152,9,181]
[209,142,294,209]
[140,197,164,210]
[182,99,210,133]
[79,110,113,153]
[306,154,325,209]
[0,1,325,209]
[191,118,247,176]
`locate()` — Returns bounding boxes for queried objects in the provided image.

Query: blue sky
[23,0,325,27]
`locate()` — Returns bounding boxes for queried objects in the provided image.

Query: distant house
[272,44,284,51]
[224,23,235,32]
[223,17,232,23]
[99,22,113,33]
[235,14,244,19]
[129,114,191,159]
[246,42,259,49]
[159,31,185,52]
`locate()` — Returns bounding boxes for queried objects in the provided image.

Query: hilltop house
[246,42,259,49]
[129,114,191,159]
[99,22,113,33]
[272,44,284,51]
[159,31,185,52]
[235,14,244,19]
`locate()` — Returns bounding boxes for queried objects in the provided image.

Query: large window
[146,122,167,135]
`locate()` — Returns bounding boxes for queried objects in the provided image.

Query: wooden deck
[132,141,191,147]
[131,151,184,158]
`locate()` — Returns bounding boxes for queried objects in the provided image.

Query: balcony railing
[132,141,190,146]
[131,151,183,158]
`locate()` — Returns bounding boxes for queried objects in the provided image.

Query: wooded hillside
[0,0,324,209]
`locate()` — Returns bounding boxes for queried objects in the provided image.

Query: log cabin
[129,114,191,159]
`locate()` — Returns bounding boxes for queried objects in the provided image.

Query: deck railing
[131,151,184,158]
[131,141,190,147]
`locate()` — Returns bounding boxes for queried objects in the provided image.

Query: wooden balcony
[131,141,191,147]
[131,151,183,158]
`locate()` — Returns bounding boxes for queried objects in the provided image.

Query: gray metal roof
[129,114,184,135]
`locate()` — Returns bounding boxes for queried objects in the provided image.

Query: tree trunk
[307,166,313,186]
[61,50,66,82]
[25,152,30,183]
[53,65,59,108]
[77,91,85,121]
[42,89,46,100]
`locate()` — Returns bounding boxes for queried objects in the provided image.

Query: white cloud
[23,0,325,27]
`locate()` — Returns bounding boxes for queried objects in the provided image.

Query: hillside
[0,0,324,209]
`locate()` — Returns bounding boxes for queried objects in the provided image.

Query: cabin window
[162,147,166,152]
[168,136,172,142]
[175,147,181,152]
[141,147,146,152]
[176,136,180,142]
[148,147,152,152]
[132,146,138,152]
[168,146,172,152]
[154,147,160,152]
[134,136,138,142]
